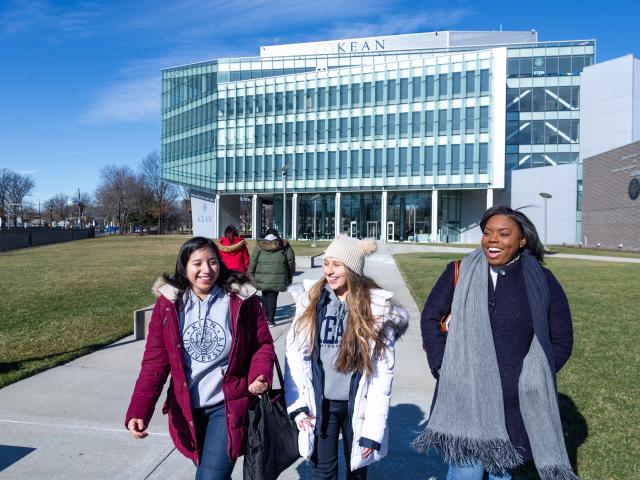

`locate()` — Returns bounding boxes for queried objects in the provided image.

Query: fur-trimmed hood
[152,276,257,302]
[218,237,247,253]
[256,238,290,252]
[288,278,409,340]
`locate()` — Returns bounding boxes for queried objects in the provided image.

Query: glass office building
[161,31,594,242]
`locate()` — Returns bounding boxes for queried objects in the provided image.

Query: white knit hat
[324,237,377,275]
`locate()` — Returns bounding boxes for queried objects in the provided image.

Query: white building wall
[580,54,639,160]
[511,164,578,245]
[218,196,241,236]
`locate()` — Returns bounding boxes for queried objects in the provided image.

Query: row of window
[507,55,592,78]
[163,70,490,137]
[164,72,217,110]
[506,120,579,145]
[506,86,580,112]
[212,145,489,182]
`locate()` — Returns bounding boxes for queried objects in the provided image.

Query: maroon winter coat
[125,278,275,464]
[218,237,250,272]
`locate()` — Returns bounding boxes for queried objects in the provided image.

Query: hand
[127,418,148,439]
[248,375,269,395]
[296,413,315,431]
[361,447,372,459]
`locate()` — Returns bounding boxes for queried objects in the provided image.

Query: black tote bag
[243,357,300,480]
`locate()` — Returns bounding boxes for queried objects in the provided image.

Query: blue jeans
[310,399,367,480]
[446,463,512,480]
[194,403,236,480]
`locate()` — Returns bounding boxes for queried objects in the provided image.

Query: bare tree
[0,169,35,226]
[95,165,138,234]
[44,193,70,224]
[140,151,178,234]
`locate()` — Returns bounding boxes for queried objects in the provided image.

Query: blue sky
[1,0,638,205]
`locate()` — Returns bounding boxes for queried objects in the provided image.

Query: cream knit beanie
[324,236,377,275]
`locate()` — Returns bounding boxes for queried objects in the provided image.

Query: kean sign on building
[191,195,219,238]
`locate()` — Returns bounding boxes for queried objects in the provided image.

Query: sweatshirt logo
[321,315,344,347]
[184,322,227,363]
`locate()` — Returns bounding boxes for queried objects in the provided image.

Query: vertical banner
[191,195,218,238]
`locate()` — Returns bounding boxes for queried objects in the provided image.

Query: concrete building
[160,31,594,242]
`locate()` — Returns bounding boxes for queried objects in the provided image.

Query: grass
[547,245,640,258]
[394,252,639,480]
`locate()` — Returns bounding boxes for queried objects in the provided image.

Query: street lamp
[539,192,552,250]
[49,205,53,227]
[311,194,321,247]
[281,165,288,239]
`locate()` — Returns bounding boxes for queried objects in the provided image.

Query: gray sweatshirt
[319,285,352,400]
[179,286,232,408]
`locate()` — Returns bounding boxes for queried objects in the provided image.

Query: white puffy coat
[284,279,409,471]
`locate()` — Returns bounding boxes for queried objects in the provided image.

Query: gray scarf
[412,248,578,480]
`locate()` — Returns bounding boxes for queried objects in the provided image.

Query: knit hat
[324,236,377,275]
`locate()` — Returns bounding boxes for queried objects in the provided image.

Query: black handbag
[243,357,300,480]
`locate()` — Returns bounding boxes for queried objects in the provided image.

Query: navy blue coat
[420,259,573,461]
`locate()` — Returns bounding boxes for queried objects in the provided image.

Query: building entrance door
[387,221,395,242]
[366,221,378,239]
[350,221,357,237]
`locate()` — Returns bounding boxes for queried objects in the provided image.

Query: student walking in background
[415,206,577,480]
[125,237,274,480]
[249,228,295,326]
[285,237,408,479]
[218,225,250,272]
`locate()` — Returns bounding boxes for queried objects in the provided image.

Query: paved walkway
[0,242,446,479]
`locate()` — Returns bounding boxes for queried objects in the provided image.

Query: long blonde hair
[294,267,387,376]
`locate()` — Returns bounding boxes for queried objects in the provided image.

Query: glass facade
[161,35,595,242]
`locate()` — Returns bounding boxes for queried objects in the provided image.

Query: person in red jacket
[218,225,250,272]
[125,236,275,480]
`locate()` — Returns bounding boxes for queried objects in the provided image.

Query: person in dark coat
[218,225,250,272]
[125,237,275,480]
[249,228,295,326]
[416,206,576,480]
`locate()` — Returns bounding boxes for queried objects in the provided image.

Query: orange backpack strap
[439,259,461,334]
[453,259,460,287]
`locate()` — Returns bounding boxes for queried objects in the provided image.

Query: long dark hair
[479,205,545,263]
[223,225,239,242]
[162,236,253,293]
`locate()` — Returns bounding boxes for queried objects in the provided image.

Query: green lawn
[394,253,639,480]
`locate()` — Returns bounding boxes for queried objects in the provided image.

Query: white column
[431,189,438,243]
[251,194,259,239]
[214,194,221,239]
[381,191,388,242]
[334,192,341,238]
[486,188,494,210]
[291,193,298,240]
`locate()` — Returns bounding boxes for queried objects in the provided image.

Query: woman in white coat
[284,237,408,480]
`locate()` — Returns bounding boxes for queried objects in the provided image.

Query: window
[265,124,273,146]
[451,144,460,174]
[295,153,303,179]
[426,75,435,98]
[479,143,488,173]
[245,95,254,114]
[452,72,461,96]
[465,70,475,96]
[386,148,395,176]
[480,106,489,133]
[294,90,303,112]
[350,117,359,140]
[438,109,447,135]
[255,124,263,147]
[339,151,347,178]
[411,147,420,175]
[329,86,337,108]
[339,117,348,140]
[295,121,304,144]
[306,89,315,111]
[362,150,371,178]
[306,153,313,178]
[254,156,263,181]
[317,152,325,178]
[412,112,421,137]
[340,85,349,107]
[265,155,273,180]
[362,116,372,138]
[328,151,336,178]
[375,80,384,103]
[437,145,446,174]
[399,113,408,138]
[285,122,293,145]
[317,88,326,108]
[452,108,460,134]
[399,148,408,176]
[226,97,235,116]
[328,119,337,142]
[426,110,434,136]
[400,78,409,102]
[412,76,421,100]
[350,151,358,174]
[275,92,284,113]
[386,113,396,137]
[275,123,283,146]
[306,120,314,143]
[465,143,474,173]
[317,119,326,143]
[425,146,433,175]
[465,107,474,133]
[374,114,384,137]
[236,96,244,115]
[351,84,360,106]
[265,93,274,113]
[438,74,448,97]
[374,149,383,177]
[363,82,372,104]
[480,69,489,92]
[387,79,396,102]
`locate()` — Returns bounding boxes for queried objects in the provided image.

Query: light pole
[311,194,321,247]
[281,165,288,239]
[539,192,552,250]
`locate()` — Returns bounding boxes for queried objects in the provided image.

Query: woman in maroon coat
[125,236,275,480]
[218,225,250,272]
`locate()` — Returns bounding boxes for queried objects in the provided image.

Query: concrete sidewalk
[0,242,445,479]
